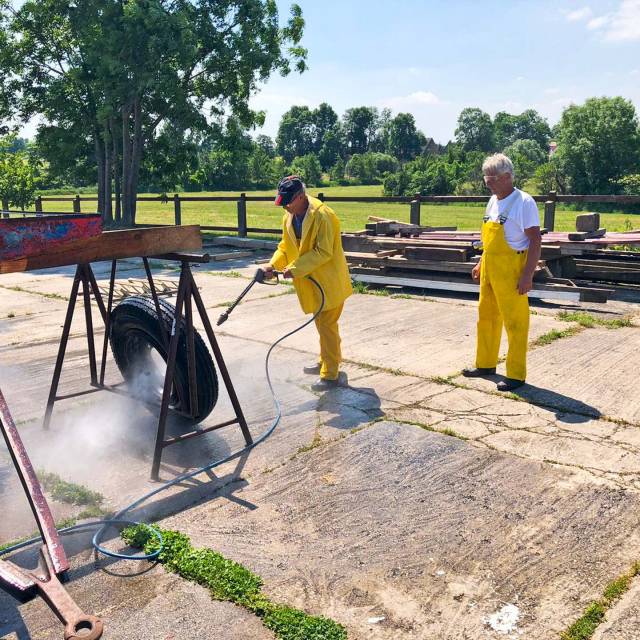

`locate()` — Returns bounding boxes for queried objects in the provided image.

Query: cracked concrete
[1,255,640,638]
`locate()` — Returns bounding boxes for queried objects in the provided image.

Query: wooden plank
[0,214,102,260]
[0,225,202,274]
[403,246,471,262]
[351,273,610,303]
[568,228,606,241]
[212,250,253,261]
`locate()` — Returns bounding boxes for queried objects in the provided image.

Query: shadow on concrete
[287,383,384,431]
[508,382,602,423]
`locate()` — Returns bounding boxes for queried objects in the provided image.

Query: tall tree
[554,97,640,194]
[454,108,494,152]
[0,0,306,225]
[311,102,338,153]
[276,105,314,162]
[342,106,380,155]
[494,109,551,150]
[384,112,425,163]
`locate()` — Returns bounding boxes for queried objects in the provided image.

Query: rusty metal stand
[43,254,252,480]
[0,388,103,639]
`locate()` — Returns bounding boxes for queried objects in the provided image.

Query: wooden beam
[0,225,202,274]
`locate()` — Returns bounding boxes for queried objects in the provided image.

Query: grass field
[36,185,640,235]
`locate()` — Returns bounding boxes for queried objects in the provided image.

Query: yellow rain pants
[475,220,529,381]
[314,303,344,380]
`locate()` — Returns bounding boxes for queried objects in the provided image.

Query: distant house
[421,137,445,156]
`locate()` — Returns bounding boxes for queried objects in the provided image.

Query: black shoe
[461,367,496,378]
[303,363,321,375]
[497,378,525,391]
[310,372,347,392]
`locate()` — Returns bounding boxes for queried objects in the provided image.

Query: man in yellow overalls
[462,154,541,391]
[263,175,352,391]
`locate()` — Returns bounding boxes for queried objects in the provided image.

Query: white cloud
[579,1,640,41]
[380,91,442,110]
[631,68,640,75]
[565,6,593,21]
[587,15,610,29]
[602,0,640,41]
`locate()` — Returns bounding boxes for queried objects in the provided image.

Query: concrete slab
[153,422,640,640]
[2,258,640,638]
[455,326,640,423]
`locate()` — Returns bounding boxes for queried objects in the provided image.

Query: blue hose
[0,276,324,563]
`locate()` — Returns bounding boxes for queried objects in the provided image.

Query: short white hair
[482,153,514,177]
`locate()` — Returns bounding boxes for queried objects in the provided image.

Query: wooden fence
[25,191,640,236]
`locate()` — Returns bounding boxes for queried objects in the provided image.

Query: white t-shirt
[485,189,540,250]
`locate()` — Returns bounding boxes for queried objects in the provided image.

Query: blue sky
[249,0,640,143]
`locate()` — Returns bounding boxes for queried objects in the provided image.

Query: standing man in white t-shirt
[462,153,541,391]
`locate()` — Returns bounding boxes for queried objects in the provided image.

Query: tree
[329,157,345,183]
[289,154,321,185]
[494,110,551,150]
[318,124,344,170]
[0,0,306,225]
[248,146,276,188]
[384,112,425,163]
[312,102,338,153]
[554,97,640,193]
[276,105,315,162]
[255,134,276,158]
[0,136,36,209]
[503,139,547,187]
[455,108,494,152]
[345,152,398,184]
[342,106,380,155]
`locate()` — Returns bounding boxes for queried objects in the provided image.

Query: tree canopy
[0,0,306,223]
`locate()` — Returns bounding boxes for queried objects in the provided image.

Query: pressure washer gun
[217,268,282,326]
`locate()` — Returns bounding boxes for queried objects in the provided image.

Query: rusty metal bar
[80,266,98,386]
[184,268,198,419]
[0,390,69,575]
[190,276,253,446]
[150,265,190,480]
[44,266,82,430]
[161,418,240,446]
[99,260,117,386]
[143,257,169,352]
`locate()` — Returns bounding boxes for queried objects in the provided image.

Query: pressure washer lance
[217,268,281,326]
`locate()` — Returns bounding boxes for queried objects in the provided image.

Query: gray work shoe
[303,363,321,375]
[310,372,348,392]
[461,367,496,378]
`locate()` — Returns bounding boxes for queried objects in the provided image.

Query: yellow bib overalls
[475,212,530,381]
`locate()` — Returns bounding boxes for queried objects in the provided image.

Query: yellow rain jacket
[270,196,352,314]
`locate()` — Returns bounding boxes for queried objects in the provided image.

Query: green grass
[122,525,347,640]
[37,470,104,508]
[561,562,640,640]
[32,185,640,235]
[558,311,634,329]
[530,326,583,347]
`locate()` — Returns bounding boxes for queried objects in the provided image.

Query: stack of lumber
[343,216,618,303]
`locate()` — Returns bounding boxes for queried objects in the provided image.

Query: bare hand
[282,268,293,279]
[517,273,533,295]
[471,262,481,283]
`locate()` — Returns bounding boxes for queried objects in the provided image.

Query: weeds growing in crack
[530,326,583,347]
[558,311,634,329]
[560,561,640,640]
[122,525,347,640]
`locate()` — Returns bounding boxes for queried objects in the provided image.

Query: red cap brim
[274,194,283,206]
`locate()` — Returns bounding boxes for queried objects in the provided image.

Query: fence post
[544,190,557,231]
[173,194,181,226]
[1,198,8,212]
[35,196,43,213]
[317,192,325,202]
[73,195,81,214]
[237,192,247,237]
[410,193,421,226]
